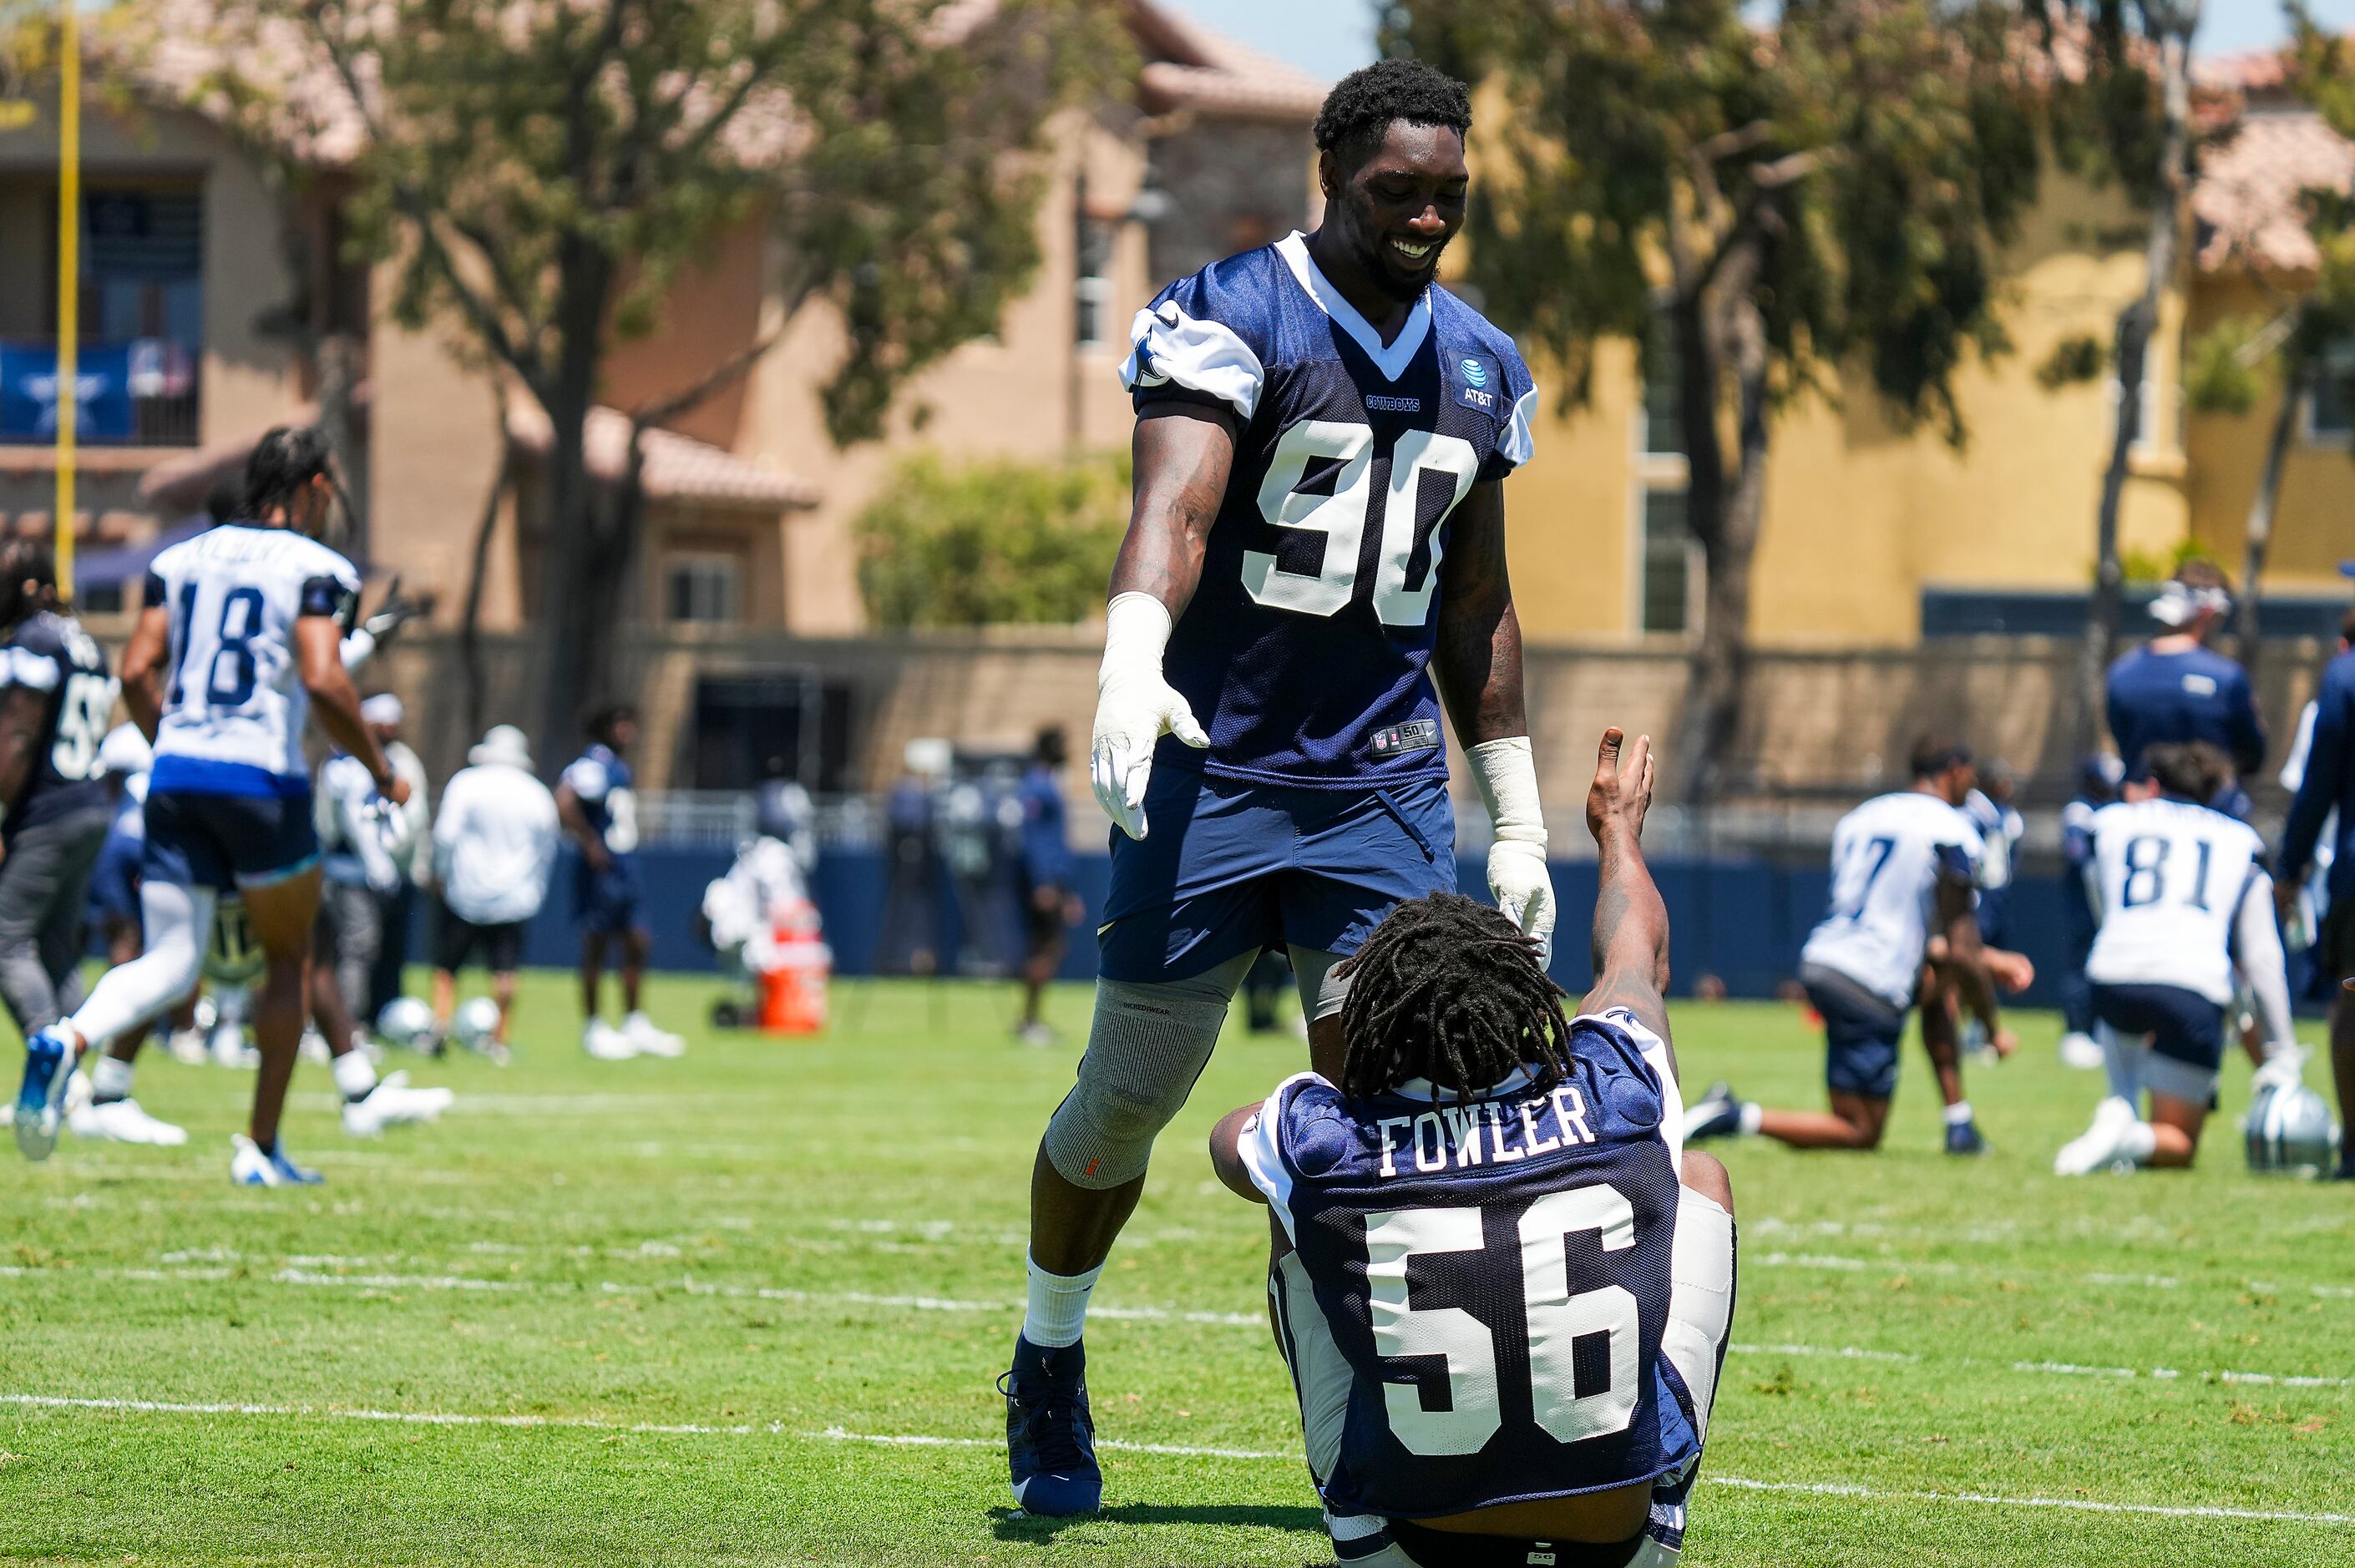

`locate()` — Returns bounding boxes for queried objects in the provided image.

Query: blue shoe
[999,1334,1102,1517]
[230,1134,326,1187]
[1681,1081,1745,1142]
[1945,1118,1989,1156]
[14,1026,73,1162]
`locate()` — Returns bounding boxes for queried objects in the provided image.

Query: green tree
[856,451,1130,629]
[142,0,1122,756]
[1384,0,2041,802]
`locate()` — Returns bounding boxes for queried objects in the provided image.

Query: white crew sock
[1943,1100,1975,1126]
[91,1055,135,1103]
[1022,1252,1103,1349]
[2120,1120,2159,1164]
[332,1049,379,1102]
[1737,1102,1763,1136]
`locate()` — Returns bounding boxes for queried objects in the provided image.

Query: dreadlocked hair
[1336,892,1575,1102]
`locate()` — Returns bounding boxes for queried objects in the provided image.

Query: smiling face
[1320,119,1468,303]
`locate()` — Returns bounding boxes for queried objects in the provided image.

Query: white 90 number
[1246,422,1479,625]
[1364,1185,1641,1456]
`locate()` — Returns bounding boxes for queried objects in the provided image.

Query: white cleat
[341,1070,455,1137]
[299,1029,332,1065]
[70,1093,190,1146]
[2054,1095,2140,1176]
[210,1024,256,1070]
[2059,1031,2106,1072]
[583,1019,640,1060]
[622,1012,686,1058]
[230,1132,281,1186]
[167,1027,210,1066]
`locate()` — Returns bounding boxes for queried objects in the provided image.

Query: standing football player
[0,541,137,1156]
[1686,736,2028,1155]
[13,427,408,1184]
[1208,731,1734,1568]
[1001,59,1555,1516]
[2057,742,2302,1174]
[556,703,682,1060]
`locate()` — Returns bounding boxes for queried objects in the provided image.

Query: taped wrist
[1100,592,1173,691]
[1466,736,1546,849]
[1042,955,1248,1190]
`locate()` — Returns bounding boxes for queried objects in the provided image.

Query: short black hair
[1335,892,1575,1102]
[1910,733,1972,781]
[587,703,637,745]
[0,539,56,627]
[2145,741,2232,806]
[1034,725,1067,767]
[242,425,335,520]
[1313,58,1471,169]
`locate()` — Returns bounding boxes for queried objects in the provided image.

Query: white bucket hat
[468,725,534,771]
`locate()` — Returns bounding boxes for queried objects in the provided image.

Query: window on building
[1638,485,1696,635]
[666,554,741,624]
[1074,216,1113,352]
[2106,360,2176,456]
[1641,329,1684,457]
[2307,340,2355,442]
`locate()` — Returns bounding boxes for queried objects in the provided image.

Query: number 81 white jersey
[2084,797,2268,1006]
[143,525,361,787]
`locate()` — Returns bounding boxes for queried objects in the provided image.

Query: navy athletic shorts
[2090,981,2226,1076]
[572,852,643,935]
[141,787,321,893]
[1801,959,1911,1100]
[1095,770,1458,984]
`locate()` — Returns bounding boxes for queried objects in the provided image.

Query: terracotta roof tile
[506,402,818,511]
[2194,108,2355,275]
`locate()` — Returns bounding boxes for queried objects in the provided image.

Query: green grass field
[2,972,2350,1565]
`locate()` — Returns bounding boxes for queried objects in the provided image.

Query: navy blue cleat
[14,1026,73,1161]
[999,1334,1102,1517]
[1944,1118,1990,1156]
[1681,1081,1745,1143]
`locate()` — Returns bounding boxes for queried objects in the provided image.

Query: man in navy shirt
[2104,562,2265,801]
[2277,625,2355,1180]
[1000,60,1557,1516]
[1208,731,1735,1567]
[1013,726,1079,1047]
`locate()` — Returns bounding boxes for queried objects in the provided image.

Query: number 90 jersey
[142,525,362,790]
[1238,1009,1698,1521]
[1121,232,1537,788]
[0,609,116,838]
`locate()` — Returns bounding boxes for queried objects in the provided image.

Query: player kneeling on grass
[2056,741,2304,1175]
[1207,731,1735,1568]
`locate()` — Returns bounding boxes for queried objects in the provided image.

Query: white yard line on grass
[8,1393,2343,1526]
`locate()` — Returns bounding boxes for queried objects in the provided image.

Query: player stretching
[1001,59,1555,1516]
[2056,742,2301,1174]
[1686,737,2028,1154]
[1208,731,1735,1567]
[13,427,407,1184]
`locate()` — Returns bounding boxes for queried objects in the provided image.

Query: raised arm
[1090,404,1237,841]
[1578,728,1674,1077]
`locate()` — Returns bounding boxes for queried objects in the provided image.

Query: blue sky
[1154,0,2349,83]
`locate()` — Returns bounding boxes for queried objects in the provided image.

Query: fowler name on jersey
[1120,231,1537,790]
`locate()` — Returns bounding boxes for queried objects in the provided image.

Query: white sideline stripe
[1729,1343,1920,1364]
[1707,1476,2354,1527]
[2016,1360,2355,1389]
[12,1395,2347,1524]
[1750,1252,2351,1302]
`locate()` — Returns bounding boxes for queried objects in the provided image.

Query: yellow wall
[2186,272,2355,594]
[1507,172,2194,647]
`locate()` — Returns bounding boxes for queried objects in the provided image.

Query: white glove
[2253,1044,2309,1095]
[1091,593,1207,840]
[1466,735,1555,960]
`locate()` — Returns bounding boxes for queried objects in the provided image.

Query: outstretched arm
[1578,728,1674,1079]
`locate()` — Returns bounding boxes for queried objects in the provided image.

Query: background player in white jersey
[13,427,408,1186]
[1208,732,1735,1567]
[2056,741,2302,1174]
[1002,61,1555,1516]
[1686,736,2029,1154]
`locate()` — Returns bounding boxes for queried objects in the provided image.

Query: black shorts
[437,907,524,974]
[143,787,320,893]
[1801,960,1910,1101]
[2090,980,2226,1100]
[1022,880,1071,948]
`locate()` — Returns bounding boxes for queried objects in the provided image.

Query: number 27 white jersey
[2084,797,2267,1006]
[143,525,361,786]
[1800,792,1984,1009]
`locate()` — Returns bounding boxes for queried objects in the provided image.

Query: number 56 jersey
[143,525,362,792]
[1121,232,1537,790]
[1237,1009,1699,1521]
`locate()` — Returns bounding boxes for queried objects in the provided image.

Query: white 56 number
[1364,1186,1641,1456]
[1247,422,1479,625]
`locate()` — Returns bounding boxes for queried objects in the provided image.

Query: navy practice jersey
[1,610,116,838]
[1121,231,1537,789]
[1238,1009,1698,1520]
[561,744,640,857]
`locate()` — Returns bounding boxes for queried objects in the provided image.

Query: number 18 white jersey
[142,525,361,788]
[2084,797,2267,1006]
[1800,792,1984,1009]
